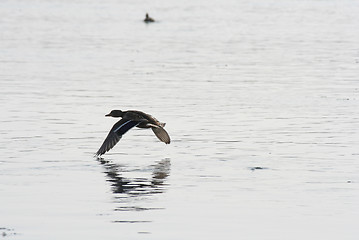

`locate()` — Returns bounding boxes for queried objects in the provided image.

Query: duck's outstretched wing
[151,126,171,144]
[96,119,140,156]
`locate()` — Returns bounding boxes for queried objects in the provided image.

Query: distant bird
[96,110,170,156]
[144,13,155,23]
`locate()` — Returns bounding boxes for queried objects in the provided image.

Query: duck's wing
[96,119,140,156]
[151,126,171,144]
[126,110,165,126]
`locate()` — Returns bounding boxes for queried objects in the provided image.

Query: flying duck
[144,13,155,23]
[96,110,170,156]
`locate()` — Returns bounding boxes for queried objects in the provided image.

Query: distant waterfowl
[96,110,170,156]
[144,13,155,23]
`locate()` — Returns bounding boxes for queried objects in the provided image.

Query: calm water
[1,0,359,239]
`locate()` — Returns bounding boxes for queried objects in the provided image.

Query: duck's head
[105,110,123,117]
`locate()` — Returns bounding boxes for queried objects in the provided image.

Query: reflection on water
[0,227,17,238]
[97,157,170,214]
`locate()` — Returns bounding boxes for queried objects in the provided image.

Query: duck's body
[144,13,155,23]
[96,110,170,156]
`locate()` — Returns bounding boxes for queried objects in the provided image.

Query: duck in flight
[96,110,170,156]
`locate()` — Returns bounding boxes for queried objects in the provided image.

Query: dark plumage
[96,110,170,156]
[144,13,155,23]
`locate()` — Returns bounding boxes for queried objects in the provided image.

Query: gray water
[1,0,359,239]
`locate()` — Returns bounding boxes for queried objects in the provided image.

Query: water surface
[1,0,359,239]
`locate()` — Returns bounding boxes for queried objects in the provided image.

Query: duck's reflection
[97,158,171,197]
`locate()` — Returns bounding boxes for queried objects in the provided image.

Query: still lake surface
[1,0,359,239]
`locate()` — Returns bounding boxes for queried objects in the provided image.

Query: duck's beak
[105,113,111,117]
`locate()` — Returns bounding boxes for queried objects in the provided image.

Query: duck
[96,110,170,156]
[144,13,155,23]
